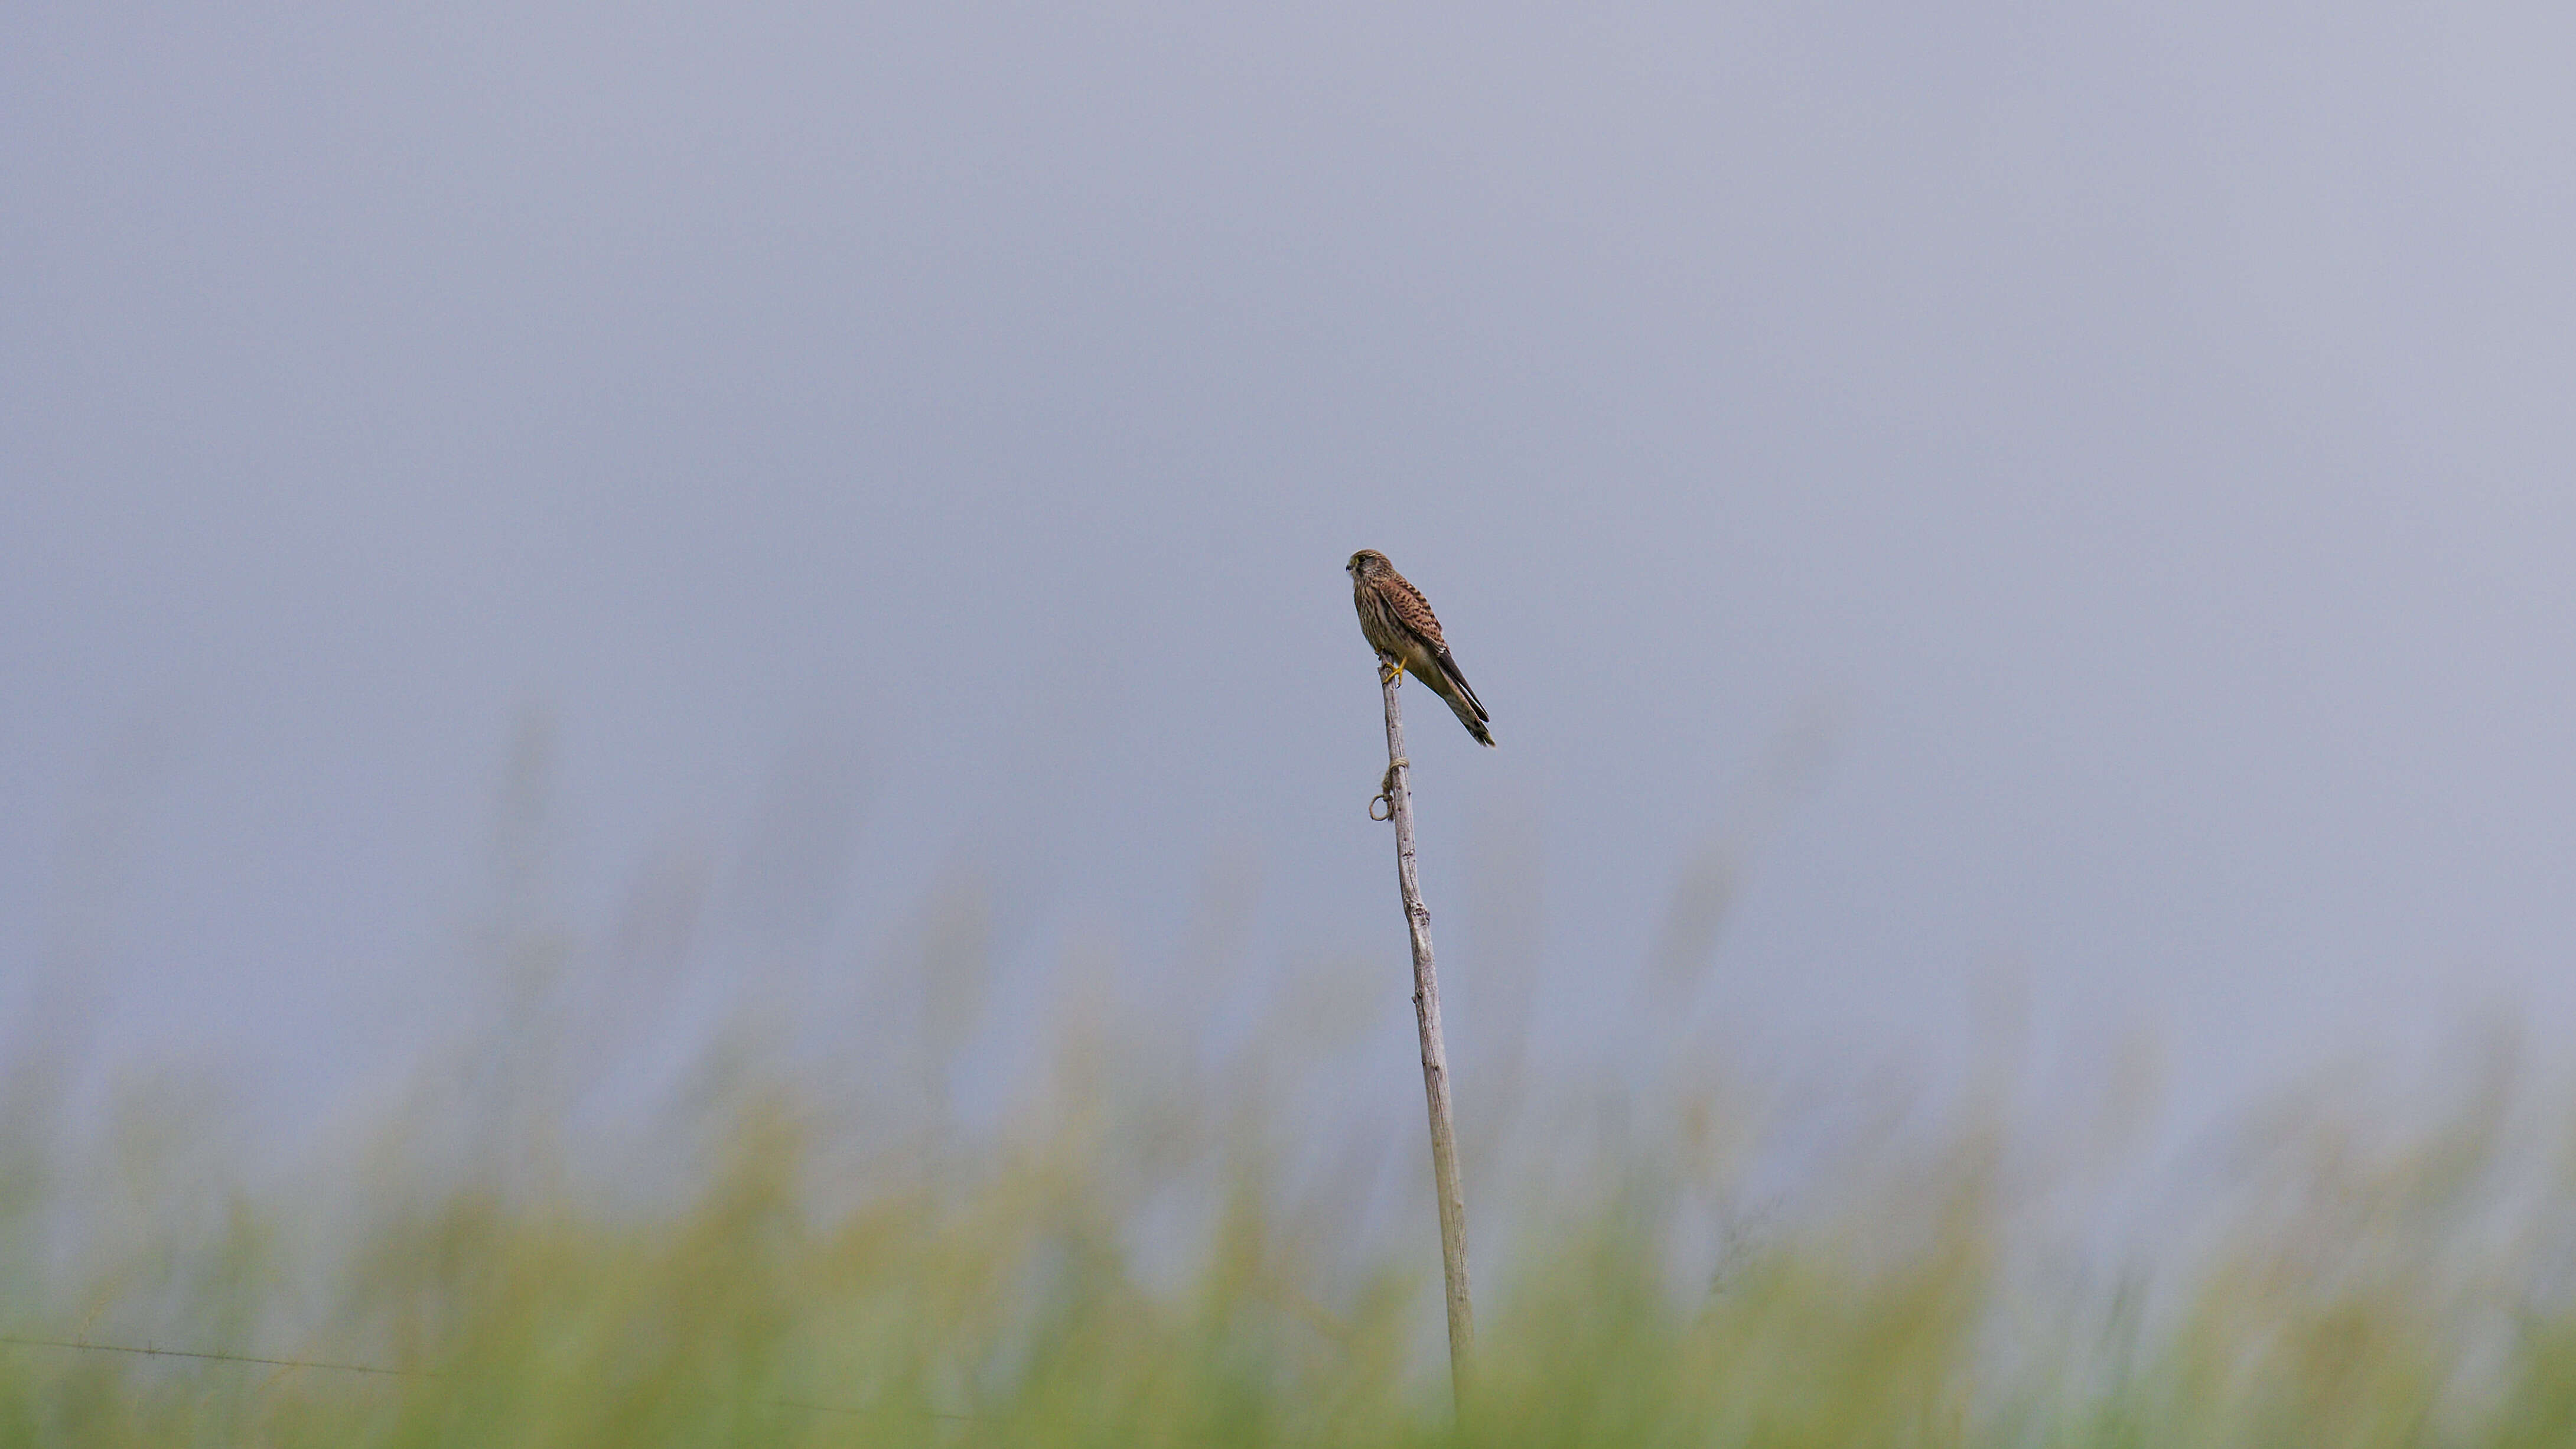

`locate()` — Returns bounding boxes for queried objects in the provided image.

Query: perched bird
[1348,549,1496,747]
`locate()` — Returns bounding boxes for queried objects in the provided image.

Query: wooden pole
[1372,666,1474,1412]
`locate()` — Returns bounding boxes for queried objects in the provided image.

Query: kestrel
[1348,549,1495,747]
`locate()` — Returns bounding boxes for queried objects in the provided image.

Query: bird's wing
[1387,574,1489,725]
[1383,573,1448,650]
[1432,646,1488,722]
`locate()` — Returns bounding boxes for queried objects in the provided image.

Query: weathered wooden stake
[1372,665,1474,1412]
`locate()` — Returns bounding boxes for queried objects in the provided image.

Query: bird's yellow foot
[1378,658,1408,685]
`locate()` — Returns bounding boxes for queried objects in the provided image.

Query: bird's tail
[1422,648,1495,747]
[1440,683,1497,747]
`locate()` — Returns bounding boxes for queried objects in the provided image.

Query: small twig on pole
[1373,662,1475,1414]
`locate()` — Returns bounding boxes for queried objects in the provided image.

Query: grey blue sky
[8,1,2576,1144]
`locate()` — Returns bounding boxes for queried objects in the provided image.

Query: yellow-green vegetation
[6,778,2575,1449]
[7,1015,2576,1449]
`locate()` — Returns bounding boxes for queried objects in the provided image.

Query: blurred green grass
[12,725,2576,1446]
[6,1007,2576,1447]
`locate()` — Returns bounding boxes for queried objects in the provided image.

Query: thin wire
[0,1333,986,1421]
[1371,757,1407,820]
[0,1334,420,1379]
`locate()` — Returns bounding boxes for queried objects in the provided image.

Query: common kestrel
[1348,549,1495,747]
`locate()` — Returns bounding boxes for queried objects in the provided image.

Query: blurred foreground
[6,985,2576,1446]
[11,735,2576,1447]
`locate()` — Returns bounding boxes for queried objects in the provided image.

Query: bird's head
[1347,549,1389,579]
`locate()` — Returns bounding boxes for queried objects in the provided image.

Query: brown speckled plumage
[1348,550,1494,747]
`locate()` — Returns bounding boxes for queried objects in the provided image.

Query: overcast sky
[9,1,2576,1150]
